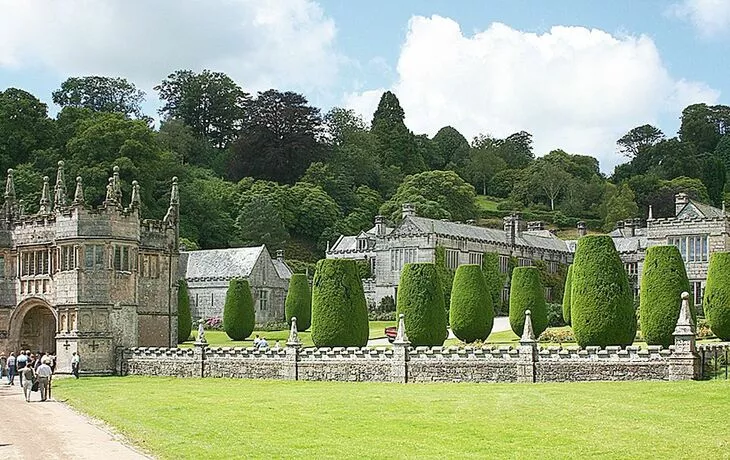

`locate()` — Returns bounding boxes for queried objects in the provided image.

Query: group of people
[0,350,56,402]
[253,335,281,351]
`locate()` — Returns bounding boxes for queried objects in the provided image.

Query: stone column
[391,314,410,383]
[517,310,537,383]
[669,292,700,381]
[285,317,302,381]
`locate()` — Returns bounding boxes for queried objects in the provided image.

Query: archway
[8,299,57,354]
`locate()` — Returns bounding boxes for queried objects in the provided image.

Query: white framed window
[624,262,638,276]
[691,281,704,306]
[668,235,709,262]
[357,238,367,251]
[445,249,460,270]
[468,252,483,266]
[499,255,510,274]
[390,248,418,271]
[258,289,269,311]
[518,258,532,267]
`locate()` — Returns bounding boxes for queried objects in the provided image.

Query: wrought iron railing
[698,343,730,380]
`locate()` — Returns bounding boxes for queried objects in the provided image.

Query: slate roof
[181,246,265,281]
[404,216,571,253]
[272,259,293,280]
[566,234,648,254]
[329,224,393,253]
[678,200,724,219]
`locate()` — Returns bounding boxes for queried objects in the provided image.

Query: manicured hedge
[639,245,691,347]
[223,278,255,341]
[285,273,312,331]
[571,235,636,347]
[177,279,192,343]
[450,264,494,343]
[397,263,448,346]
[704,252,730,341]
[481,252,502,313]
[562,265,573,326]
[311,259,369,347]
[509,266,548,337]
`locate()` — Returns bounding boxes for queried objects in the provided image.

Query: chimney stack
[401,203,415,219]
[276,249,285,262]
[504,215,516,246]
[625,219,635,237]
[577,221,587,238]
[675,193,689,216]
[374,215,386,237]
[527,221,544,231]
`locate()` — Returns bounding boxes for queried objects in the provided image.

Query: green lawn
[54,377,730,459]
[476,195,500,212]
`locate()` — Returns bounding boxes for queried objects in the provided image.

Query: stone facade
[179,246,292,324]
[0,163,179,375]
[328,205,572,306]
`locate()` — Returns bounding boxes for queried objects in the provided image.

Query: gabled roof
[272,259,292,280]
[181,246,265,281]
[677,200,724,219]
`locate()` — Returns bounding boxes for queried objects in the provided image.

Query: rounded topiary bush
[397,263,448,347]
[571,235,636,347]
[639,245,691,347]
[450,264,494,343]
[311,259,369,347]
[223,278,255,341]
[509,266,548,337]
[285,273,312,331]
[562,265,573,326]
[704,252,730,341]
[177,279,192,343]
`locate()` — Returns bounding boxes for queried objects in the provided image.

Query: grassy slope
[55,377,730,459]
[475,195,500,212]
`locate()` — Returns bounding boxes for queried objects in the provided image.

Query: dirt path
[0,380,151,460]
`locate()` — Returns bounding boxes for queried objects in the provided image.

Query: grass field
[54,377,730,459]
[476,195,500,212]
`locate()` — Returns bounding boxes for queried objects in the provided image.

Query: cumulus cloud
[345,16,719,171]
[0,0,338,92]
[669,0,730,37]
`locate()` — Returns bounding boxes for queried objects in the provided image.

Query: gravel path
[0,380,150,460]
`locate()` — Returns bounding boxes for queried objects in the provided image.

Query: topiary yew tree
[509,266,548,337]
[223,278,255,341]
[177,279,192,343]
[285,273,312,331]
[640,245,691,347]
[450,264,494,343]
[397,263,448,346]
[571,235,636,347]
[481,252,502,313]
[704,252,730,341]
[562,265,573,326]
[311,259,369,347]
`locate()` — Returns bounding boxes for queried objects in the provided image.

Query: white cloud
[669,0,730,37]
[0,0,338,92]
[345,16,719,172]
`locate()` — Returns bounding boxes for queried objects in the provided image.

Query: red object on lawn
[385,326,397,343]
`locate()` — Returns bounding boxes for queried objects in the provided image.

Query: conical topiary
[704,251,730,341]
[450,264,494,343]
[562,265,573,326]
[640,245,691,347]
[311,259,369,347]
[397,263,448,346]
[223,278,255,341]
[481,252,502,313]
[177,279,192,343]
[571,235,636,347]
[285,273,312,331]
[509,266,548,337]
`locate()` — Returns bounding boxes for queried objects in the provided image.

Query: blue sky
[1,0,729,171]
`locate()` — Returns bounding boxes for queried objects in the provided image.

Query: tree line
[1,71,729,263]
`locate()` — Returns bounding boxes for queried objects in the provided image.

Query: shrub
[311,259,369,347]
[562,265,573,325]
[369,296,396,321]
[434,246,454,307]
[546,303,566,328]
[397,263,448,346]
[480,253,502,314]
[177,279,192,343]
[223,278,255,341]
[450,265,494,343]
[509,267,548,337]
[538,328,575,343]
[204,316,223,330]
[703,252,730,341]
[639,245,691,347]
[571,235,636,347]
[285,273,312,331]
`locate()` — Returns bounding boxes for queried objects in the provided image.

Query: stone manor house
[329,194,729,310]
[0,162,180,375]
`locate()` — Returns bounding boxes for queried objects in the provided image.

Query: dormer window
[357,238,367,251]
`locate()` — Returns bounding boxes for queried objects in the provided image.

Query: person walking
[20,363,35,402]
[36,359,52,402]
[71,352,80,379]
[6,352,16,385]
[16,350,27,386]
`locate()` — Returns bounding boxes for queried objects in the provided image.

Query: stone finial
[4,168,15,200]
[112,165,122,204]
[723,201,726,217]
[105,177,115,204]
[170,176,179,206]
[73,177,85,205]
[38,176,51,214]
[520,309,536,343]
[3,169,16,222]
[196,319,207,344]
[130,180,141,209]
[287,317,302,347]
[673,291,696,338]
[54,160,67,208]
[648,205,654,221]
[394,313,410,345]
[162,177,179,227]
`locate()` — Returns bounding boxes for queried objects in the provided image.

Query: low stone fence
[117,296,703,383]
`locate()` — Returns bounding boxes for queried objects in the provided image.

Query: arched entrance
[8,299,57,354]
